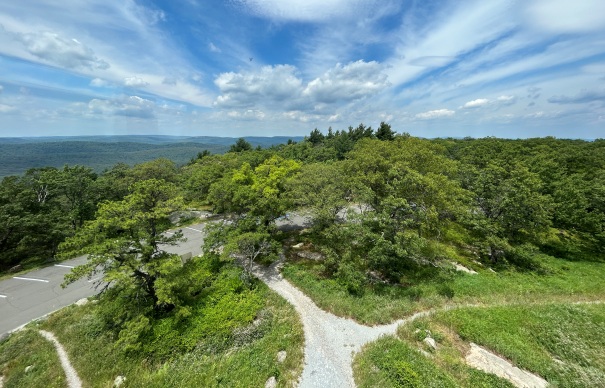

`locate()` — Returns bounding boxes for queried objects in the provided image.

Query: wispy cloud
[548,90,605,104]
[1,0,605,138]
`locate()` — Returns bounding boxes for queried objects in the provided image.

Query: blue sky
[0,0,604,138]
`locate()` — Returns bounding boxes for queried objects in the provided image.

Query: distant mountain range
[0,135,304,178]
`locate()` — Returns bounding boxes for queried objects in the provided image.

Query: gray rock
[451,262,478,275]
[265,376,277,388]
[24,365,34,373]
[277,350,287,363]
[114,375,126,387]
[466,343,548,388]
[75,298,89,306]
[423,336,438,350]
[292,242,304,249]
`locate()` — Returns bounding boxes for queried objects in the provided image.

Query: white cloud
[88,96,155,119]
[0,103,16,113]
[525,0,605,33]
[214,65,303,108]
[90,78,109,87]
[226,109,265,120]
[208,42,221,53]
[303,60,389,103]
[236,0,381,22]
[0,85,3,93]
[17,31,109,70]
[416,109,455,119]
[214,60,389,113]
[461,98,489,109]
[496,95,516,105]
[124,76,149,88]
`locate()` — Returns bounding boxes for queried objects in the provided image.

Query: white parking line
[14,276,49,283]
[185,226,202,232]
[0,294,7,298]
[54,264,75,269]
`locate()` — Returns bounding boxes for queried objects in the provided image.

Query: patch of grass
[353,336,512,387]
[140,291,304,387]
[0,329,66,388]
[433,303,605,387]
[36,279,303,387]
[356,303,605,387]
[282,255,605,324]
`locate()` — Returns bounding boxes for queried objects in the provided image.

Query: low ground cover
[0,329,66,387]
[0,264,303,387]
[282,253,605,325]
[353,303,605,387]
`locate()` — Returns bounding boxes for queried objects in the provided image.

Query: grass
[282,253,605,324]
[0,280,303,387]
[354,303,605,387]
[353,336,513,388]
[430,303,605,387]
[0,329,66,387]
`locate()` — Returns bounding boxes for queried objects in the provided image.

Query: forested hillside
[1,124,604,386]
[0,135,303,177]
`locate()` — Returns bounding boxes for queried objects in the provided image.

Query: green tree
[208,156,300,225]
[61,179,185,311]
[288,162,351,229]
[375,121,395,141]
[229,138,253,153]
[465,163,552,262]
[307,128,325,145]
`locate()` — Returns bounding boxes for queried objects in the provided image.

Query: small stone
[24,365,34,373]
[75,298,89,306]
[277,350,287,363]
[419,349,433,358]
[265,376,277,388]
[451,262,478,275]
[292,242,304,249]
[423,336,438,350]
[114,375,126,387]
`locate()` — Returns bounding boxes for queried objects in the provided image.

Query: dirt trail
[253,259,604,387]
[39,330,82,388]
[252,260,429,387]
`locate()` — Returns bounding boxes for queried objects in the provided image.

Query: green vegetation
[0,263,303,387]
[353,336,513,388]
[354,303,605,387]
[2,127,605,386]
[0,329,66,387]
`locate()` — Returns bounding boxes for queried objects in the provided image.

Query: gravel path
[38,330,82,388]
[252,260,429,387]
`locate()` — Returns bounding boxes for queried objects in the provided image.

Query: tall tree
[375,121,395,141]
[61,179,185,311]
[229,138,253,153]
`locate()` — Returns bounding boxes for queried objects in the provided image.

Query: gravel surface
[38,330,82,388]
[252,259,429,387]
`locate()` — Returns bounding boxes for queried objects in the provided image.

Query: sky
[0,0,604,139]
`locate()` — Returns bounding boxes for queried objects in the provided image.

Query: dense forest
[1,125,604,384]
[2,124,603,278]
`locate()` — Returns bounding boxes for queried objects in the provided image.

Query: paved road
[0,223,207,336]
